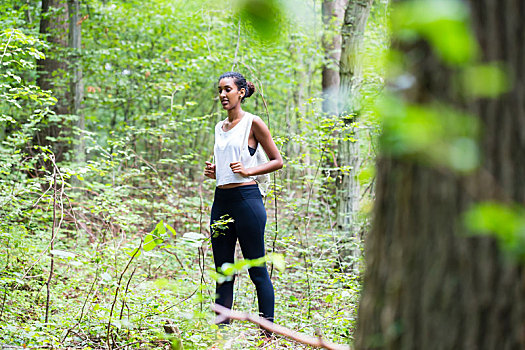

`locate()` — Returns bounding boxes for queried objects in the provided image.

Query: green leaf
[181,232,205,247]
[393,0,478,65]
[171,337,183,350]
[267,253,285,271]
[464,202,525,260]
[50,249,76,259]
[125,247,142,257]
[154,278,170,288]
[217,253,285,278]
[143,234,158,251]
[236,0,285,41]
[378,95,480,173]
[165,223,176,237]
[459,63,511,98]
[144,221,166,251]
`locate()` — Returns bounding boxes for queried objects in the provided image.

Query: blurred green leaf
[358,165,375,185]
[378,95,480,172]
[171,337,183,350]
[236,0,285,40]
[392,0,478,65]
[267,252,285,271]
[217,253,285,280]
[464,202,525,260]
[154,278,170,288]
[459,63,511,98]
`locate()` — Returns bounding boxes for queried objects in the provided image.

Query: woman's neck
[227,106,244,122]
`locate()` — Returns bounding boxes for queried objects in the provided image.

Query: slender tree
[356,1,525,348]
[68,0,85,162]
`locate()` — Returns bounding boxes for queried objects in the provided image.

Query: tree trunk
[321,0,348,116]
[68,0,85,163]
[335,0,373,268]
[339,0,373,115]
[36,0,70,161]
[356,1,525,348]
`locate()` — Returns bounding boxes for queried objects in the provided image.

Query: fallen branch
[212,304,351,350]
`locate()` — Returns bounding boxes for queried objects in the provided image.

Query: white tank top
[214,112,257,187]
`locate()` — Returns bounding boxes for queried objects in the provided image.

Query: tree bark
[356,1,525,349]
[36,0,70,161]
[339,0,373,116]
[68,0,85,163]
[321,0,348,116]
[335,0,373,268]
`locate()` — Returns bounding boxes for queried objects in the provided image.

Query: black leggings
[210,184,274,322]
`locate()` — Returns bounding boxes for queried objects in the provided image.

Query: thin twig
[106,239,142,349]
[24,154,66,280]
[44,162,57,324]
[113,340,168,350]
[44,153,67,325]
[198,246,205,313]
[32,174,54,208]
[302,146,327,315]
[198,181,206,312]
[62,270,100,342]
[212,304,351,350]
[161,249,186,271]
[0,285,7,321]
[0,29,14,65]
[119,267,137,320]
[231,18,242,71]
[128,148,158,175]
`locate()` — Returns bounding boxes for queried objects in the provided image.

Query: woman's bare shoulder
[250,114,268,130]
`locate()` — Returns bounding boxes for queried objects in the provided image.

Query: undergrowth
[0,166,363,349]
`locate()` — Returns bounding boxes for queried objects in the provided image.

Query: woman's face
[218,77,245,110]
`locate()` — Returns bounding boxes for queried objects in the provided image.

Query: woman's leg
[210,201,237,323]
[235,194,275,322]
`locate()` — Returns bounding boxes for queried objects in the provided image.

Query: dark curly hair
[218,72,256,103]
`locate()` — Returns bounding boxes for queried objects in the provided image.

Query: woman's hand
[204,161,216,179]
[230,161,250,177]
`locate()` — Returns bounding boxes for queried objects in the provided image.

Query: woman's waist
[215,170,255,188]
[218,180,256,189]
[214,183,262,201]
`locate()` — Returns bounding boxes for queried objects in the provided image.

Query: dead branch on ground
[212,304,351,350]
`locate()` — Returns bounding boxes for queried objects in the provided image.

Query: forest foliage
[0,0,389,348]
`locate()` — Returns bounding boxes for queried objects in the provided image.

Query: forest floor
[1,180,361,349]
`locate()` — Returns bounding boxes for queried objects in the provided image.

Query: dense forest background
[3,0,524,349]
[1,0,387,348]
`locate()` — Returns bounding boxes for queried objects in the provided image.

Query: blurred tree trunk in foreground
[336,0,373,268]
[356,1,525,349]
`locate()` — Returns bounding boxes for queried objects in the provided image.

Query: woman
[204,72,283,325]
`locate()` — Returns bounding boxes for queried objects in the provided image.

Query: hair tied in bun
[246,81,256,98]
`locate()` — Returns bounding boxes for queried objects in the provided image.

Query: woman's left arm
[246,116,283,176]
[229,116,283,177]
